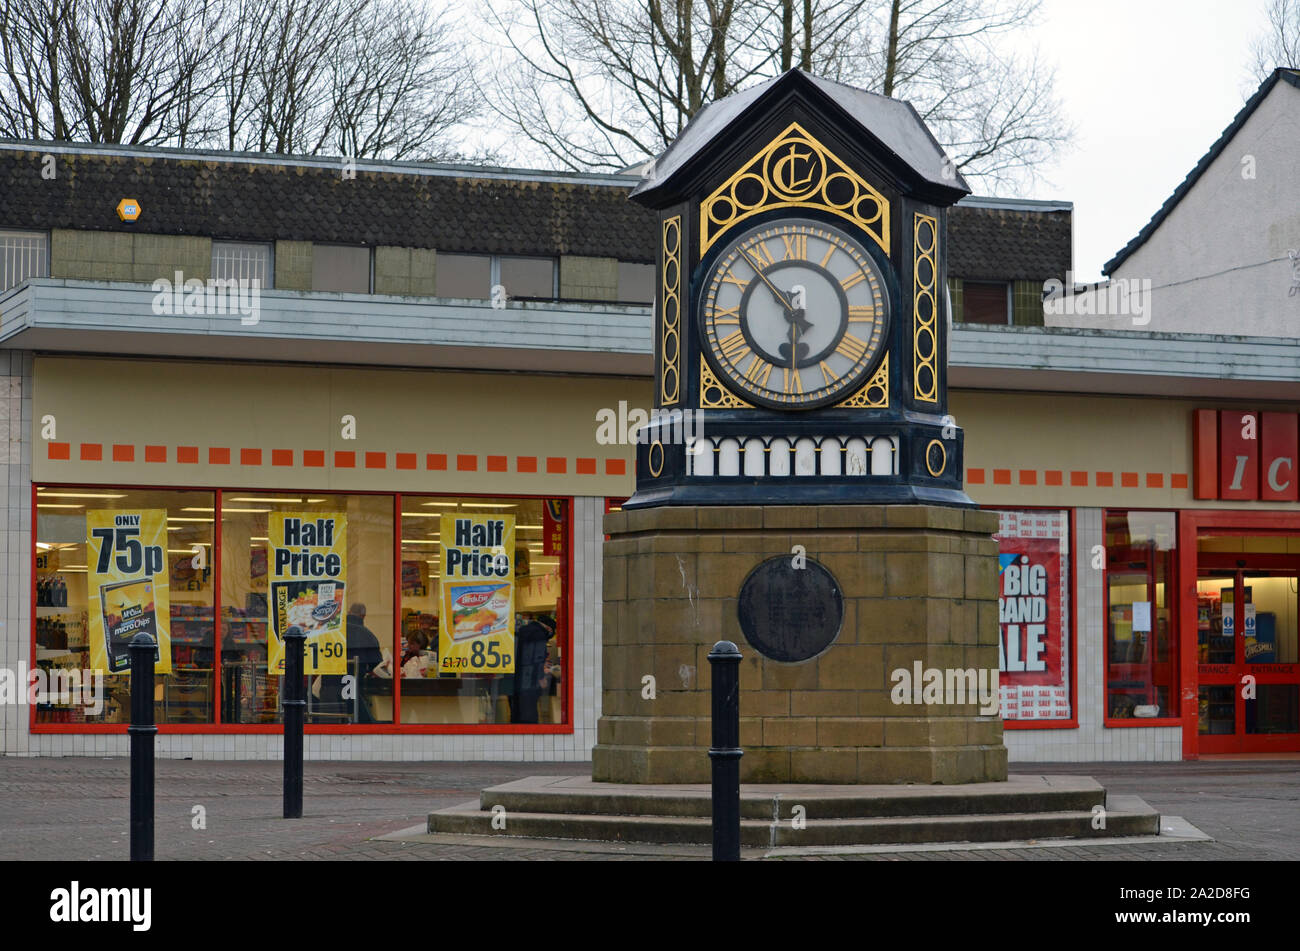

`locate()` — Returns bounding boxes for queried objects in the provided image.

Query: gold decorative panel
[700,362,752,409]
[700,122,889,256]
[660,215,682,406]
[834,353,888,409]
[912,213,938,403]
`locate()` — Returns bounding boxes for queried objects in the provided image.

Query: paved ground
[0,757,1295,860]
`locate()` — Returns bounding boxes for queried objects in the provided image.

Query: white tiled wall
[1004,507,1182,762]
[1,350,33,758]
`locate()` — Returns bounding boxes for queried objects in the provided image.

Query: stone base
[426,775,1162,847]
[591,504,1008,785]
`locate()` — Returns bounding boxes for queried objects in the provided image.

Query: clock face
[700,217,890,409]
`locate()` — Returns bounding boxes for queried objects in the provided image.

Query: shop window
[220,493,393,725]
[959,281,1010,325]
[989,509,1072,723]
[34,487,215,725]
[1105,511,1178,722]
[398,496,568,725]
[311,244,371,293]
[436,254,491,299]
[499,256,556,300]
[212,241,273,286]
[1,229,48,292]
[617,262,654,304]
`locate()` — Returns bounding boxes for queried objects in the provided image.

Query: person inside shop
[509,614,556,724]
[316,602,384,722]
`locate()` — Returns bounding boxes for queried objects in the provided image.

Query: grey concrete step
[427,796,1161,848]
[473,773,1106,820]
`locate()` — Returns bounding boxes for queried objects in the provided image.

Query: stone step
[427,797,1161,848]
[473,774,1106,820]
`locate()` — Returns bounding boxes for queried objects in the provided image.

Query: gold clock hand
[748,258,792,311]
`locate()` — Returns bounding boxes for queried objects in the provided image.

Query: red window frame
[1101,508,1182,729]
[982,506,1079,731]
[30,482,575,736]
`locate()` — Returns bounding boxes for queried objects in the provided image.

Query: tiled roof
[0,140,1069,278]
[0,144,660,262]
[948,203,1071,283]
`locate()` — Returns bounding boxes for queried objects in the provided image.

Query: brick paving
[0,757,1295,860]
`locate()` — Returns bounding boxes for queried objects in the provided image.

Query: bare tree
[0,0,483,160]
[0,0,221,144]
[1250,0,1300,82]
[481,0,1070,192]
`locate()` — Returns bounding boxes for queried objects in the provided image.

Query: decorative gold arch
[699,122,890,257]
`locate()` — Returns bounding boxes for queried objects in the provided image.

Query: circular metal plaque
[737,555,844,663]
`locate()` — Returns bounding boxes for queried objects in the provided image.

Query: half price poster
[86,509,171,674]
[439,513,515,674]
[267,512,347,675]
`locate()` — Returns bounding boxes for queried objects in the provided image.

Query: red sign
[1194,409,1298,501]
[992,510,1071,722]
[1219,411,1259,500]
[1261,412,1299,502]
[543,499,565,557]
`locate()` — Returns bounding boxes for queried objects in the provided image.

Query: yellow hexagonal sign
[116,198,141,222]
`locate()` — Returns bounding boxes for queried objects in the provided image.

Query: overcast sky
[1023,0,1272,279]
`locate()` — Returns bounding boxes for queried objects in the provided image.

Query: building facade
[1,118,1297,762]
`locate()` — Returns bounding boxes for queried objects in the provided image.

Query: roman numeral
[744,356,773,388]
[712,303,740,325]
[744,242,774,269]
[720,271,749,290]
[781,367,803,395]
[848,305,874,321]
[719,330,751,362]
[835,333,869,362]
[840,271,866,290]
[819,243,836,268]
[781,233,808,260]
[819,361,836,387]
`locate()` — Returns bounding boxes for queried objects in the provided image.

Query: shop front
[1182,511,1300,754]
[956,389,1300,761]
[22,353,649,759]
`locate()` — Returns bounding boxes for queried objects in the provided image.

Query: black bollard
[128,632,157,862]
[708,640,743,861]
[282,625,306,819]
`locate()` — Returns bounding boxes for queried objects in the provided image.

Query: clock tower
[593,71,1007,786]
[626,69,971,509]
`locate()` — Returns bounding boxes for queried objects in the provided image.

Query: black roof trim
[1103,68,1300,276]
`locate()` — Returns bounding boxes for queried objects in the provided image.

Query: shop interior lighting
[420,501,460,507]
[37,503,84,509]
[167,517,215,523]
[227,497,303,503]
[36,491,127,499]
[183,507,269,513]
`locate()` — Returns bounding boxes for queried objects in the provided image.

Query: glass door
[1195,539,1300,753]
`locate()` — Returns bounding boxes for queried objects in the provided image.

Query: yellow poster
[267,513,347,675]
[439,513,515,674]
[86,509,171,674]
